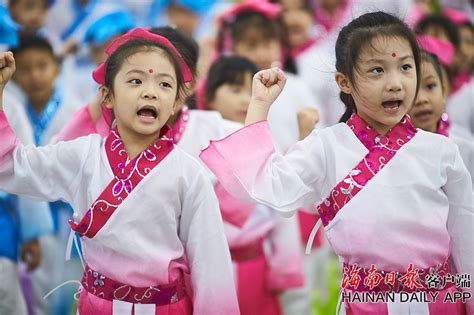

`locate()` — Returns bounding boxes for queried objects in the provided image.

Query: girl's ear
[99,86,113,109]
[335,72,352,94]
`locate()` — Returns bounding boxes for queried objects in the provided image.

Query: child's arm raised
[0,52,92,204]
[0,51,16,110]
[201,68,328,215]
[245,67,286,125]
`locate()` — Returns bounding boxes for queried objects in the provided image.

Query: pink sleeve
[95,105,114,136]
[54,105,113,143]
[265,215,304,291]
[214,182,255,227]
[54,105,98,142]
[0,112,20,164]
[199,120,275,202]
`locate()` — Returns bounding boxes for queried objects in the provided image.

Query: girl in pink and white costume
[0,28,239,315]
[200,55,304,315]
[216,0,319,153]
[410,38,474,186]
[200,12,474,315]
[58,33,304,315]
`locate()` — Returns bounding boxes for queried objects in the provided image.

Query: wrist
[249,97,271,111]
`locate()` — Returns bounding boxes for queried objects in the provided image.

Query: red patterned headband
[92,27,193,84]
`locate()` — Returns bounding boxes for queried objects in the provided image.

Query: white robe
[446,79,474,137]
[0,113,239,315]
[200,120,474,314]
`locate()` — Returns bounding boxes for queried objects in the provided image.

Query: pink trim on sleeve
[199,120,275,202]
[0,112,19,159]
[214,182,255,227]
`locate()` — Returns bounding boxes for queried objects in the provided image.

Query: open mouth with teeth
[137,106,157,120]
[382,100,402,114]
[382,100,401,108]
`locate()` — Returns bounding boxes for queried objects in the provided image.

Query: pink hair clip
[92,27,193,84]
[218,0,281,24]
[417,35,455,66]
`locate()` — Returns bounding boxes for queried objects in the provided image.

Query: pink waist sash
[230,240,265,262]
[81,265,186,305]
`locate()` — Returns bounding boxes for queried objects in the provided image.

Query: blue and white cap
[84,10,136,47]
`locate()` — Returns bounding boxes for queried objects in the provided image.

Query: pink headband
[92,27,193,85]
[218,0,281,24]
[442,8,470,25]
[417,35,455,66]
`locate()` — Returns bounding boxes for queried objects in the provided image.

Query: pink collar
[436,113,450,137]
[346,114,417,151]
[317,114,417,227]
[106,125,172,179]
[166,106,189,144]
[69,126,174,238]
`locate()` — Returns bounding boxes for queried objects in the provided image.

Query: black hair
[103,39,187,101]
[10,31,56,61]
[415,14,460,48]
[217,11,281,54]
[149,26,199,81]
[335,11,421,122]
[205,56,259,104]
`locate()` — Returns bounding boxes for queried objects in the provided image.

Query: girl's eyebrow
[125,69,176,82]
[362,54,414,64]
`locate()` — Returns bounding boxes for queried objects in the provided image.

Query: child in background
[216,0,320,154]
[414,14,460,90]
[415,14,474,137]
[0,27,239,315]
[442,12,474,136]
[276,0,323,74]
[4,32,84,315]
[8,0,62,52]
[201,11,473,315]
[0,10,54,315]
[408,49,473,185]
[8,0,50,33]
[200,55,304,315]
[0,193,54,315]
[61,9,135,105]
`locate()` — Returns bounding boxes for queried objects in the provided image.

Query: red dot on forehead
[391,52,397,58]
[148,69,154,73]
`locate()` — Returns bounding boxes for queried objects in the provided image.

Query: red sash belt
[230,240,264,262]
[81,265,186,305]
